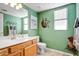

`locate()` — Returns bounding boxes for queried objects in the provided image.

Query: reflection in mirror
[0,3,28,39]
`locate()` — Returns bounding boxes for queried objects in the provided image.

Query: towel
[75,18,79,28]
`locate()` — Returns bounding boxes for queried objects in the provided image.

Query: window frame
[54,8,67,30]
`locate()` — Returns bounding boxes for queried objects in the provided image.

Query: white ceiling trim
[24,3,69,12]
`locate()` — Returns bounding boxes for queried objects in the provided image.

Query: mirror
[0,3,28,36]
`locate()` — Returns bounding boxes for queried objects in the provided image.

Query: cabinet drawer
[9,50,23,56]
[10,44,23,53]
[0,48,9,56]
[10,40,32,53]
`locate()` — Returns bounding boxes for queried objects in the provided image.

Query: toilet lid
[37,42,46,46]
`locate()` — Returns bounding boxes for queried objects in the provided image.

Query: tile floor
[38,48,73,56]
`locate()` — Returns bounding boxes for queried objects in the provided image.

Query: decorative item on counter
[9,24,17,39]
[41,18,50,28]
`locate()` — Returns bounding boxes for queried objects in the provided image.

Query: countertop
[0,36,38,49]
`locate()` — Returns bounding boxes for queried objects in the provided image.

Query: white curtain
[74,18,79,51]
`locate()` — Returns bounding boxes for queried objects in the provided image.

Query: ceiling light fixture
[4,3,22,10]
[4,3,9,5]
[10,3,15,7]
[19,4,22,8]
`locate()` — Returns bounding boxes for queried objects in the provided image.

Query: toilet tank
[35,36,39,42]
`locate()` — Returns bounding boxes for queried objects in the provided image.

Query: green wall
[76,3,79,17]
[28,9,38,36]
[3,14,22,36]
[22,4,38,36]
[38,3,76,51]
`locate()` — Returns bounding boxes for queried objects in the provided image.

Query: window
[23,18,28,30]
[54,8,67,30]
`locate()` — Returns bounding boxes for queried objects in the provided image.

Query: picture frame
[30,15,37,29]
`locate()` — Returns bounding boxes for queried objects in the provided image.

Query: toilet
[36,36,47,54]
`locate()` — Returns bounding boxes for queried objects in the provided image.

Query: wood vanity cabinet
[0,39,38,56]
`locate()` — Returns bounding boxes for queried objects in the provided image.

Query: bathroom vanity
[0,36,38,56]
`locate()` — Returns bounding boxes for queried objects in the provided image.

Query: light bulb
[18,4,22,8]
[10,3,15,7]
[16,5,20,10]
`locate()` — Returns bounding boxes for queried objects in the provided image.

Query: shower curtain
[74,18,79,51]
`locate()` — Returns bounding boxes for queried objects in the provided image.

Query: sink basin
[0,36,38,49]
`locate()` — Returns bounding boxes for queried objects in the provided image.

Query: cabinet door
[24,44,37,56]
[29,44,37,56]
[24,46,30,56]
[9,50,23,56]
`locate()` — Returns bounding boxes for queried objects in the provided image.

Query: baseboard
[46,48,73,56]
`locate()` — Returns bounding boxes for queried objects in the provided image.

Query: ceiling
[0,3,69,18]
[24,3,69,12]
[0,3,28,18]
